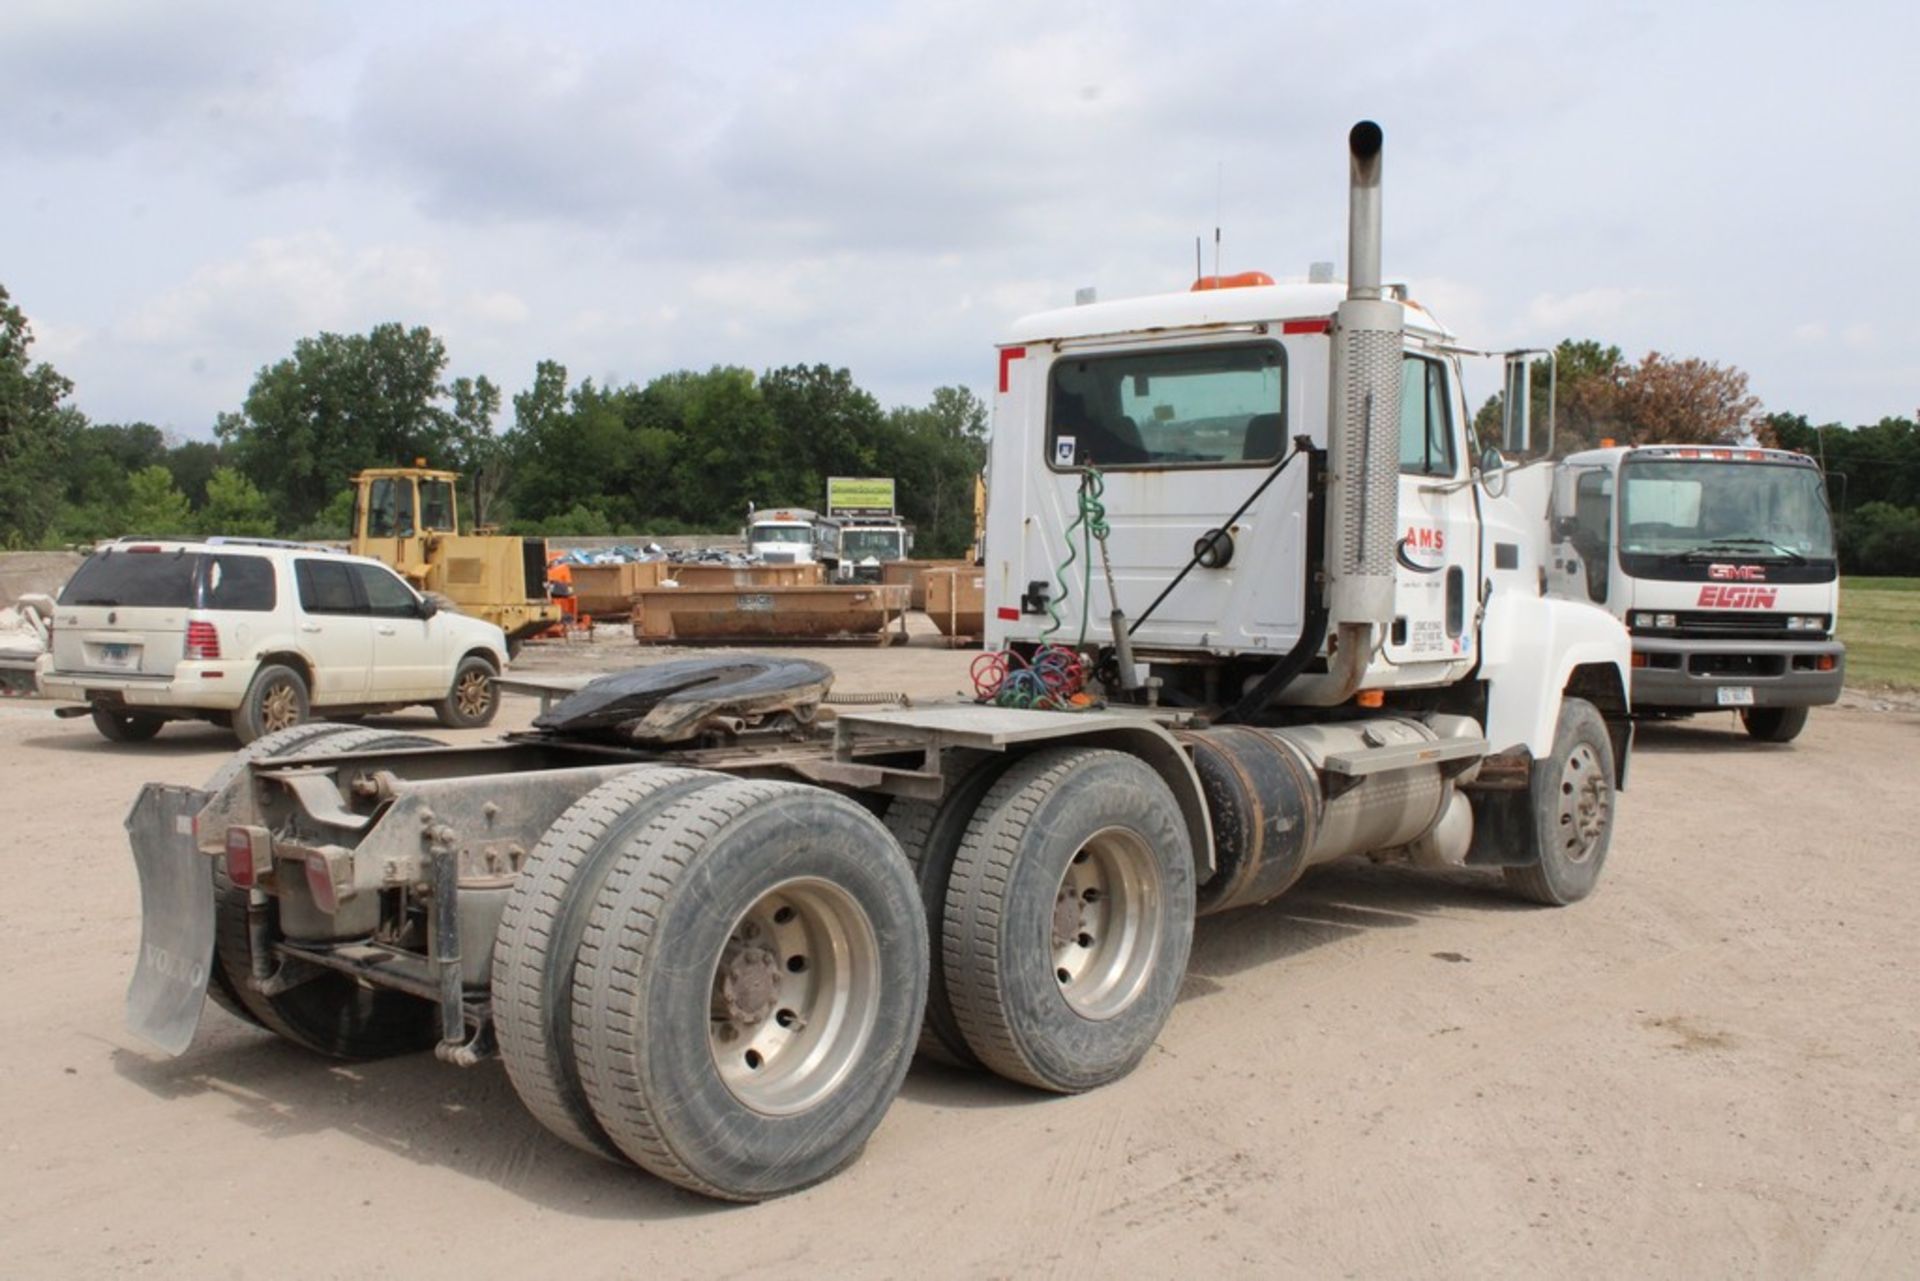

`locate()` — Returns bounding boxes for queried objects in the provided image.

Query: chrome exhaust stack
[1290,121,1404,706]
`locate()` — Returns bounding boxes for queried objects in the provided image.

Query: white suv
[40,537,510,744]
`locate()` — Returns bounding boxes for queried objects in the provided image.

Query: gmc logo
[1697,585,1779,608]
[1708,564,1767,581]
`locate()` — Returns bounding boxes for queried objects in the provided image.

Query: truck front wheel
[942,748,1195,1094]
[570,778,926,1201]
[1502,696,1616,906]
[1741,705,1809,743]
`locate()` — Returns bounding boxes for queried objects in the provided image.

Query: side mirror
[1477,445,1509,498]
[1502,349,1557,456]
[417,595,439,620]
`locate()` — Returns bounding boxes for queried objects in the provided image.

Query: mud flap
[125,784,215,1055]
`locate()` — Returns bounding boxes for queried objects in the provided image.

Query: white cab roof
[1001,281,1453,347]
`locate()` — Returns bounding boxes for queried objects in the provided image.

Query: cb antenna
[1194,235,1202,282]
[1213,160,1224,279]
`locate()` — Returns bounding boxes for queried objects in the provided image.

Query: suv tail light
[185,620,221,660]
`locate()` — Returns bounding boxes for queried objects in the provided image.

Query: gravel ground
[2,631,1915,1278]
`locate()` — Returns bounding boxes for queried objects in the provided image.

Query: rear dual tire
[563,778,927,1201]
[491,767,732,1162]
[942,748,1195,1094]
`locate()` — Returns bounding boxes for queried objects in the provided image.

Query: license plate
[98,643,135,668]
[1716,685,1755,706]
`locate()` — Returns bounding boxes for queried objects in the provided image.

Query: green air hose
[1040,468,1108,644]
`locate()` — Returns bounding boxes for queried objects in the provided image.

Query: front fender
[1479,592,1631,759]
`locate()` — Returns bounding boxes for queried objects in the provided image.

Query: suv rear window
[60,548,202,608]
[58,548,279,612]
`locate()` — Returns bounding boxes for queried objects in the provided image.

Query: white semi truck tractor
[121,123,1632,1203]
[1547,444,1843,741]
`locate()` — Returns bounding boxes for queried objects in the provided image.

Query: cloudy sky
[4,0,1916,441]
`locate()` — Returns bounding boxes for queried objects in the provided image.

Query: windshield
[841,529,902,561]
[1047,342,1286,469]
[750,525,813,546]
[1620,461,1835,559]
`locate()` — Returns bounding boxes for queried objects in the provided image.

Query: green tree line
[1,283,988,556]
[5,279,1916,572]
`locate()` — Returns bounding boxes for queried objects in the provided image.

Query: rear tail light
[304,854,340,914]
[225,826,258,889]
[185,620,221,659]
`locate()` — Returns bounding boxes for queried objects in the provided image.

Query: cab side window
[420,481,456,532]
[1399,355,1455,476]
[296,560,360,615]
[353,564,421,618]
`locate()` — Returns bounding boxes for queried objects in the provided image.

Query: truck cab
[985,279,1628,770]
[1547,445,1843,740]
[832,518,914,582]
[744,508,829,566]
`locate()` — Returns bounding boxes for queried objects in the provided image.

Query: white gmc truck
[1548,444,1843,741]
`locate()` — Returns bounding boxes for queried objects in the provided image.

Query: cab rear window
[1046,342,1286,470]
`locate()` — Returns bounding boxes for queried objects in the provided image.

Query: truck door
[1383,352,1478,676]
[1547,465,1616,607]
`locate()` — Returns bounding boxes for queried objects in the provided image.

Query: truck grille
[1637,611,1827,640]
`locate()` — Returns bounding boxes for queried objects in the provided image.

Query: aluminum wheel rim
[1051,827,1162,1021]
[454,668,492,718]
[260,681,301,733]
[1556,742,1609,863]
[708,876,880,1116]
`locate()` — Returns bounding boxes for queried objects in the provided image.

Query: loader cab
[349,467,465,593]
[352,468,460,542]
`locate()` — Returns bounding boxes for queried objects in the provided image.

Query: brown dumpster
[566,560,669,616]
[925,567,985,645]
[632,583,911,645]
[668,563,825,590]
[881,558,972,612]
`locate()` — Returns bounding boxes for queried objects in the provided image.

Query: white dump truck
[823,476,914,582]
[1548,444,1843,741]
[743,506,833,566]
[123,123,1632,1203]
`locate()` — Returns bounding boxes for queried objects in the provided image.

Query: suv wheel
[436,654,500,729]
[91,705,165,743]
[234,663,310,744]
